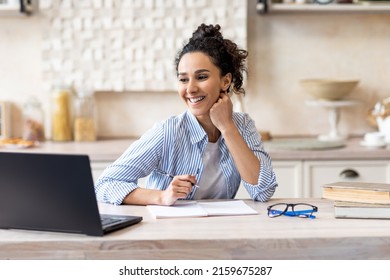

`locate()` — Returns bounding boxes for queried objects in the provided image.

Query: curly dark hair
[175,23,248,95]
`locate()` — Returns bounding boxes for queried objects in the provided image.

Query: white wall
[246,1,390,137]
[0,16,43,136]
[1,0,389,139]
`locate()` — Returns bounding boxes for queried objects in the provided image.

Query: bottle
[73,89,97,142]
[51,87,73,141]
[0,101,11,139]
[23,96,45,142]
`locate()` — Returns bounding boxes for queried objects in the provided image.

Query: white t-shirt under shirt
[193,138,227,199]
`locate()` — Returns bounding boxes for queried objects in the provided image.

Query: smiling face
[177,52,231,121]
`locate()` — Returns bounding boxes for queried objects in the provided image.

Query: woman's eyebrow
[178,69,210,76]
[195,69,210,74]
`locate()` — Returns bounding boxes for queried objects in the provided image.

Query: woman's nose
[186,80,198,94]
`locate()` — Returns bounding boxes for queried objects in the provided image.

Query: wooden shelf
[257,2,390,13]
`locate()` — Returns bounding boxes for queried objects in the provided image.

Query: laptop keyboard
[101,216,122,227]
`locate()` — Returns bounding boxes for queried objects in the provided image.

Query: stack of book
[359,0,390,5]
[322,182,390,219]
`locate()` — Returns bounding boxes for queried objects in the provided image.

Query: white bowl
[300,79,359,100]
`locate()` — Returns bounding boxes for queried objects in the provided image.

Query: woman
[95,23,277,206]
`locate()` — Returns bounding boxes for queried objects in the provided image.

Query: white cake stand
[305,99,359,142]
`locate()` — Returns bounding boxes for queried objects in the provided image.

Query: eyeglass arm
[283,210,316,218]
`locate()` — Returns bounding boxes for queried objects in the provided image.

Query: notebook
[0,151,142,236]
[147,200,259,219]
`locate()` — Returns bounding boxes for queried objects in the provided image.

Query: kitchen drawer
[303,160,390,198]
[235,160,303,199]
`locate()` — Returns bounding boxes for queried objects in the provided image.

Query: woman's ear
[222,73,232,91]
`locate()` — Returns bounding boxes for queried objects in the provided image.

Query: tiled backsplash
[40,0,247,92]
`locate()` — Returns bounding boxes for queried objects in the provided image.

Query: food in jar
[52,89,72,141]
[74,117,96,141]
[23,118,45,141]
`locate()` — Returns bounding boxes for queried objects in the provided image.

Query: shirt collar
[184,110,208,145]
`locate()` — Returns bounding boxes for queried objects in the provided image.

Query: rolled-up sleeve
[239,114,278,202]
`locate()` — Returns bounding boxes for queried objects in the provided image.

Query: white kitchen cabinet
[91,159,390,200]
[90,161,111,183]
[271,160,303,198]
[303,160,390,198]
[92,160,303,199]
[90,161,150,187]
[235,160,303,199]
[237,159,390,199]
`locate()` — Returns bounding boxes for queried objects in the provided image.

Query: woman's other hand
[210,93,234,133]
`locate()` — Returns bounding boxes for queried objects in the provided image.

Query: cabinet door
[235,160,303,199]
[304,160,390,198]
[90,162,111,182]
[90,161,148,186]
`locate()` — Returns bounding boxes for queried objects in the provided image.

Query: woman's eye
[198,75,208,80]
[178,78,188,83]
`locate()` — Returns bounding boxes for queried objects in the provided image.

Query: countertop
[264,137,390,161]
[1,137,389,162]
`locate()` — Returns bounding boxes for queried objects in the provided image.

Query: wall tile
[40,0,247,91]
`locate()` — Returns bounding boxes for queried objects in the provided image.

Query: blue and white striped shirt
[95,110,278,205]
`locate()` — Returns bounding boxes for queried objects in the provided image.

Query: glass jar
[23,96,45,142]
[73,90,97,142]
[51,87,73,141]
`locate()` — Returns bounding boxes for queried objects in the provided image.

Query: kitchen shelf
[257,2,390,14]
[0,1,35,16]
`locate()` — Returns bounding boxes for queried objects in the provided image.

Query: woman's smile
[188,96,205,104]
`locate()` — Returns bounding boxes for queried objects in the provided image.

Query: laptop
[0,152,142,236]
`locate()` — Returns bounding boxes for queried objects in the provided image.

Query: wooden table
[1,198,390,260]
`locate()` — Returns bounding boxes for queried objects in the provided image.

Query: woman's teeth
[189,96,205,103]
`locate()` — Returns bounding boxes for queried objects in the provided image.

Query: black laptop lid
[0,152,105,236]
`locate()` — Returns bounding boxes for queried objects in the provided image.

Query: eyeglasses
[267,203,318,219]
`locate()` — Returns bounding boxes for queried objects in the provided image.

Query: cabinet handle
[339,169,359,179]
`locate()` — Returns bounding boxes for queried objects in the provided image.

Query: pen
[156,169,199,188]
